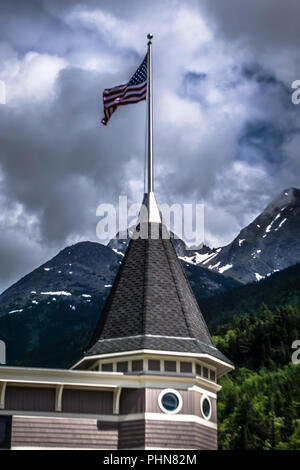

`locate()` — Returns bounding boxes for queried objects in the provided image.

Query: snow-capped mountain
[108,188,300,284]
[189,188,300,283]
[0,242,121,319]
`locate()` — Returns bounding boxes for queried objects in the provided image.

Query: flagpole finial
[147,33,153,42]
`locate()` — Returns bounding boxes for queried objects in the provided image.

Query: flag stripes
[101,55,147,125]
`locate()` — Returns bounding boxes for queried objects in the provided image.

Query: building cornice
[0,366,221,393]
[72,348,234,377]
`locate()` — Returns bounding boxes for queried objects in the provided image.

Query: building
[0,192,233,450]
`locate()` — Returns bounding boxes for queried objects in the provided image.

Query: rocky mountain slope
[0,241,121,319]
[182,188,300,283]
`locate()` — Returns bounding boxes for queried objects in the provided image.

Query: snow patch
[180,251,212,265]
[278,218,287,228]
[265,213,281,233]
[202,252,218,265]
[255,273,264,281]
[208,261,221,270]
[40,291,72,296]
[44,268,50,271]
[238,239,245,247]
[104,284,112,288]
[8,309,23,314]
[113,248,124,257]
[219,264,233,273]
[194,252,213,263]
[179,256,194,265]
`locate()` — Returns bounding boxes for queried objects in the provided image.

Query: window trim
[158,388,183,415]
[201,394,212,420]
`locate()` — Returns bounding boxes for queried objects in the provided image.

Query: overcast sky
[0,0,300,293]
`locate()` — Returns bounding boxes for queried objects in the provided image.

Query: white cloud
[65,7,144,52]
[0,80,6,104]
[1,51,67,104]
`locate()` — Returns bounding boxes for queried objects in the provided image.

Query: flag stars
[101,54,148,125]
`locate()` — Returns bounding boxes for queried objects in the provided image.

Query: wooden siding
[118,419,217,450]
[5,386,55,412]
[119,388,145,415]
[11,416,118,449]
[10,416,216,450]
[118,419,145,449]
[145,420,217,450]
[62,388,113,414]
[5,385,218,449]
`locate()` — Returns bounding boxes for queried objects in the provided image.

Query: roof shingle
[86,222,232,366]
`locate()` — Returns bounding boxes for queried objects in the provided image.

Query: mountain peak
[262,187,300,216]
[194,187,300,283]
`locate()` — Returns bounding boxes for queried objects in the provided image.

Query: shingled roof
[84,221,232,368]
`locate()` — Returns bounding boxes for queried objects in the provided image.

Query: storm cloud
[0,0,300,292]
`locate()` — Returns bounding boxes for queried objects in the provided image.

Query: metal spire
[140,34,161,224]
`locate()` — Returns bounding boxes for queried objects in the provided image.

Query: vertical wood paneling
[5,386,55,412]
[62,388,113,414]
[119,388,145,415]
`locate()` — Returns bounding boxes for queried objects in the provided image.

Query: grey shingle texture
[86,222,232,366]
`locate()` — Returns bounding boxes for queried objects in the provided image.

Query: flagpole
[147,33,153,194]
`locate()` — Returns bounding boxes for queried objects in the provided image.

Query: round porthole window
[158,389,182,414]
[201,395,212,420]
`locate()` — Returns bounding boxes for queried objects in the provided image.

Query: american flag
[101,54,147,125]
